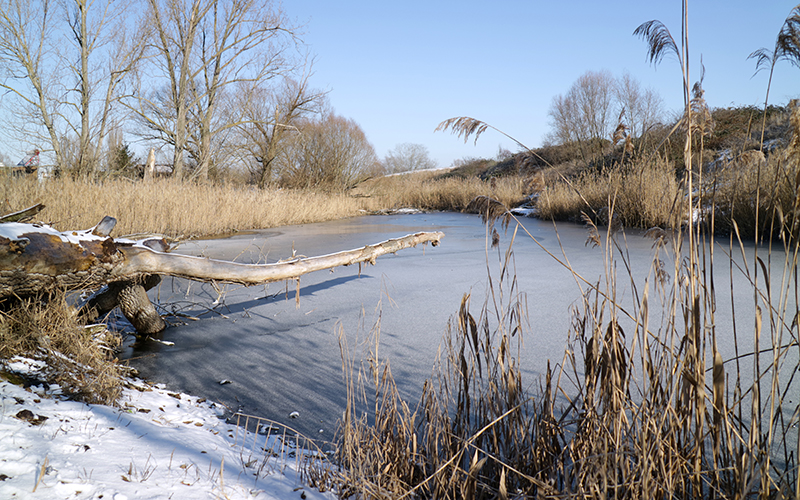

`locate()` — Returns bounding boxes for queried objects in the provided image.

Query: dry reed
[333,196,799,498]
[355,172,528,213]
[0,176,375,238]
[536,156,683,229]
[0,292,123,404]
[0,172,529,238]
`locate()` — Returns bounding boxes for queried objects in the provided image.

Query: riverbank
[0,172,528,239]
[0,356,336,500]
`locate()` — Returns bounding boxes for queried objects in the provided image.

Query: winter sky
[289,0,800,167]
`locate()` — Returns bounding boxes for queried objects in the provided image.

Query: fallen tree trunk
[0,215,444,335]
[113,231,443,285]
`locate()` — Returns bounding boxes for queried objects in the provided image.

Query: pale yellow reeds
[0,172,529,238]
[355,171,528,212]
[335,198,800,498]
[0,176,377,237]
[536,156,683,229]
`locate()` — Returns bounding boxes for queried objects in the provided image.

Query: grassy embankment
[535,104,797,238]
[0,171,528,238]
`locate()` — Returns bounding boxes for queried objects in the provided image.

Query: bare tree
[64,0,144,176]
[383,142,437,174]
[614,72,664,142]
[129,0,298,181]
[279,113,379,189]
[0,0,65,168]
[546,70,617,161]
[232,74,325,187]
[128,0,212,179]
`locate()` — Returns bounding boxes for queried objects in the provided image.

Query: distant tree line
[0,0,436,189]
[545,70,665,163]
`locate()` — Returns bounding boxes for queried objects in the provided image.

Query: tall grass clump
[356,171,528,213]
[711,138,800,239]
[536,156,683,229]
[336,209,567,498]
[0,292,123,404]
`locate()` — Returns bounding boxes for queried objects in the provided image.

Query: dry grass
[0,171,529,238]
[334,200,800,498]
[0,292,123,404]
[0,175,377,238]
[355,171,528,213]
[711,108,800,239]
[536,156,683,229]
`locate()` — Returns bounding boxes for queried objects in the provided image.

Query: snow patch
[0,358,336,500]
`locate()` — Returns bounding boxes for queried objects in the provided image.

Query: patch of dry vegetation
[536,157,683,229]
[335,203,800,498]
[0,171,530,238]
[356,171,528,213]
[0,176,377,238]
[0,293,123,405]
[711,108,800,239]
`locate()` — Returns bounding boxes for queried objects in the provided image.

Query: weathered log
[0,203,45,223]
[0,218,444,335]
[112,231,444,285]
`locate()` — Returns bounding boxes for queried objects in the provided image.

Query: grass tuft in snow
[0,292,123,405]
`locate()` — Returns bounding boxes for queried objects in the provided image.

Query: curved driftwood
[0,214,444,335]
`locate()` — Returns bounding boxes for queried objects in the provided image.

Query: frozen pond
[123,212,798,443]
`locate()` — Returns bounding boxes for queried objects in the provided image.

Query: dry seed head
[435,117,490,145]
[466,195,512,229]
[634,19,680,67]
[644,226,668,248]
[582,212,601,248]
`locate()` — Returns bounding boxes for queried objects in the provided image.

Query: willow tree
[232,74,326,188]
[279,113,379,189]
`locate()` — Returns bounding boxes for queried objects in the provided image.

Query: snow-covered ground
[0,356,337,500]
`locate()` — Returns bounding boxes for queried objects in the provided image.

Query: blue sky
[288,1,800,167]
